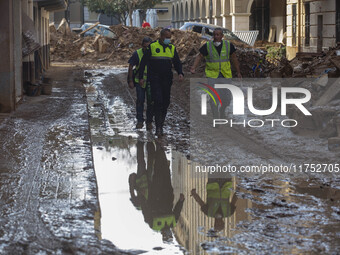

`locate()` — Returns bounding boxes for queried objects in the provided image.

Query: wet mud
[0,66,121,254]
[0,64,338,254]
[85,68,340,254]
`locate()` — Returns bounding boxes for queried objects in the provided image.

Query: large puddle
[85,69,340,254]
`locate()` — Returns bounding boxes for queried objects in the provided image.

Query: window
[192,26,202,33]
[305,2,310,46]
[292,4,297,46]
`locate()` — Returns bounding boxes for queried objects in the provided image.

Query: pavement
[0,65,124,254]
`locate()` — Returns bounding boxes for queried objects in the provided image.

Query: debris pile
[49,23,340,80]
[50,24,279,77]
[50,24,208,65]
[278,46,340,78]
[234,47,278,77]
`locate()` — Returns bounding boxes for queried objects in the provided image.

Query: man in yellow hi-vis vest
[138,29,184,137]
[190,28,242,118]
[129,141,185,242]
[191,176,238,232]
[128,37,154,130]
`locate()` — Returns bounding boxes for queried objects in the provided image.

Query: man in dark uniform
[138,29,184,137]
[129,141,185,242]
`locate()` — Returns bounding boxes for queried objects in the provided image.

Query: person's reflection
[129,141,185,242]
[191,175,237,232]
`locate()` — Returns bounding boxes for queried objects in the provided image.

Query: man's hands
[190,189,197,196]
[179,193,185,201]
[191,54,203,74]
[139,79,144,87]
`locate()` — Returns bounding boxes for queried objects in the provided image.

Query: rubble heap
[50,24,280,77]
[50,24,207,65]
[50,23,340,79]
[275,45,340,78]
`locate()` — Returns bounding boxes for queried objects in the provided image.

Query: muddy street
[0,64,339,254]
[84,67,340,254]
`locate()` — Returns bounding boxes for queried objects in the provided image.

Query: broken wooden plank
[73,38,81,44]
[97,50,115,62]
[79,22,100,36]
[92,34,101,45]
[314,77,340,106]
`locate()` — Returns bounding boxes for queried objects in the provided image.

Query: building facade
[286,0,339,59]
[171,0,340,59]
[0,0,66,113]
[51,0,103,29]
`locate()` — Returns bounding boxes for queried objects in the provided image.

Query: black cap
[142,37,152,44]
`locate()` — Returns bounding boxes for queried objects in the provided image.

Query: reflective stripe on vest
[134,48,148,88]
[206,181,232,217]
[152,214,176,231]
[150,40,175,60]
[205,40,232,78]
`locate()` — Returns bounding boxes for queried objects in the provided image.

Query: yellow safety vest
[134,48,148,88]
[207,181,233,217]
[152,214,176,231]
[205,40,232,78]
[150,40,175,60]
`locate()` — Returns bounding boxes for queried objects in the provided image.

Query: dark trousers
[136,83,153,123]
[149,76,172,129]
[208,75,232,119]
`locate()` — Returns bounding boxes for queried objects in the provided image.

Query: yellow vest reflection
[171,150,252,254]
[129,141,184,241]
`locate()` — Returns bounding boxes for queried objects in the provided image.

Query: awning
[22,12,41,57]
[33,0,67,12]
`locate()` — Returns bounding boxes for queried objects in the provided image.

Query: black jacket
[138,40,183,80]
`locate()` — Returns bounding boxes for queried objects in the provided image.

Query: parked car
[180,22,241,40]
[80,23,116,38]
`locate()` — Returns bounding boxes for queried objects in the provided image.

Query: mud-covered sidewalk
[0,65,122,254]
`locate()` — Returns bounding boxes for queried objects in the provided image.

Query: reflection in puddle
[93,139,184,254]
[93,138,252,254]
[171,151,252,254]
[129,142,184,240]
[86,69,340,254]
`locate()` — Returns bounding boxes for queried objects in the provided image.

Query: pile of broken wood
[50,22,278,77]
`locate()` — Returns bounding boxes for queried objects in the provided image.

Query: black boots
[155,126,164,137]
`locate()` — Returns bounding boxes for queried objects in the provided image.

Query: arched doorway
[202,0,206,21]
[185,2,188,21]
[180,2,184,26]
[176,4,180,28]
[215,0,222,26]
[172,5,175,27]
[250,0,270,40]
[195,0,200,21]
[190,1,194,21]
